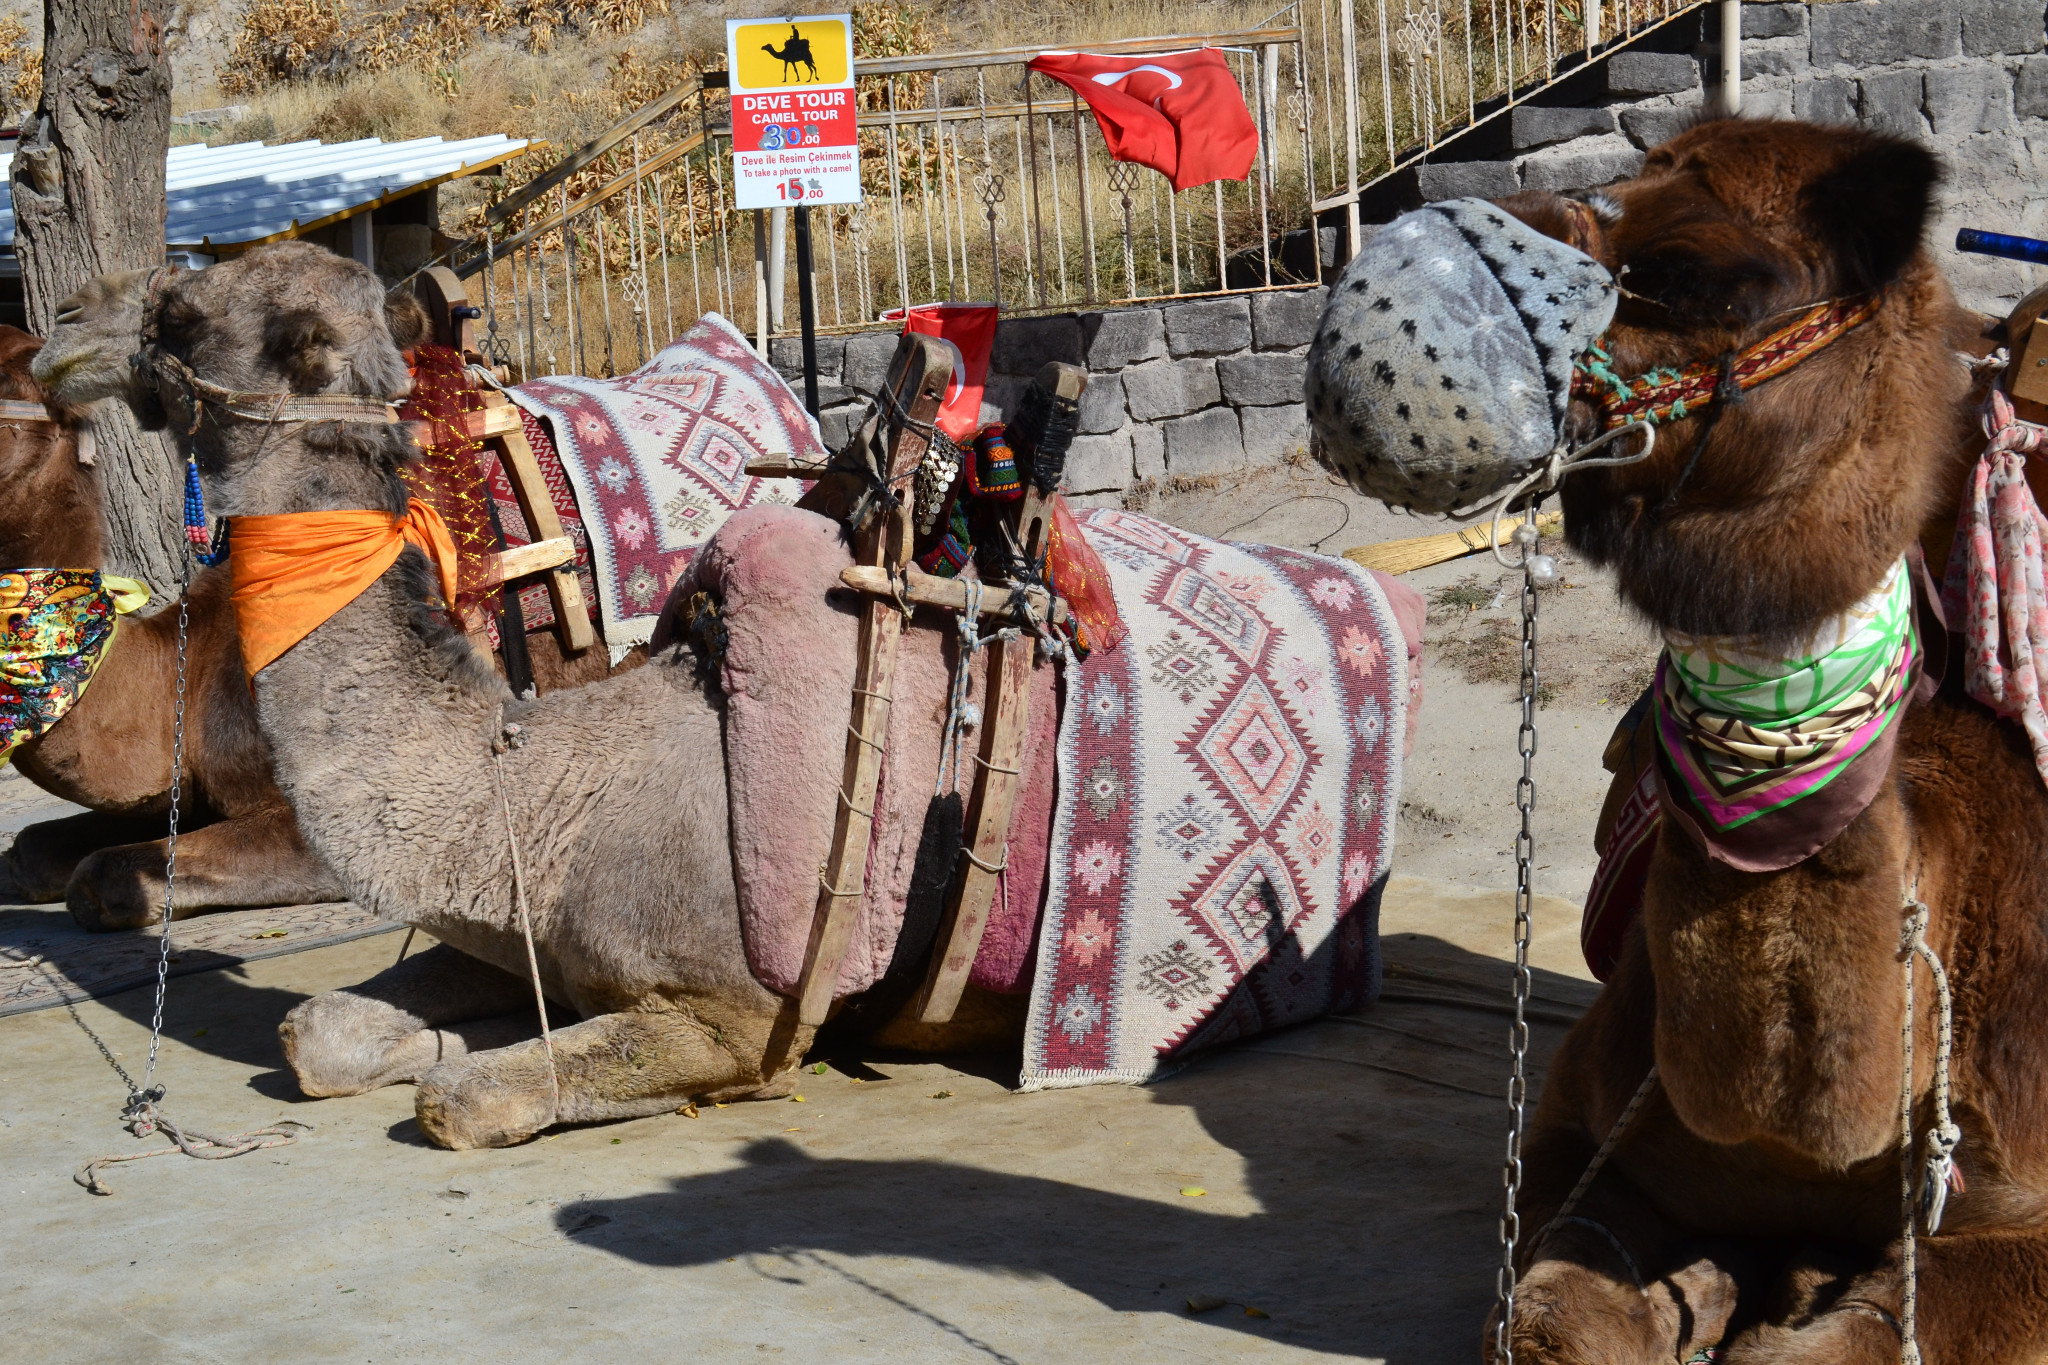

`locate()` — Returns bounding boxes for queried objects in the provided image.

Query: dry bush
[0,15,42,122]
[220,0,674,95]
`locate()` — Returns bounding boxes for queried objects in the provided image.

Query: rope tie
[1551,1215,1643,1291]
[135,346,403,433]
[76,1104,311,1195]
[958,844,1008,875]
[818,869,866,899]
[937,578,1006,796]
[492,718,560,1129]
[1898,885,1962,1365]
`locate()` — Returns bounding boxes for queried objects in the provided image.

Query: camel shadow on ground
[553,932,1595,1362]
[12,901,1594,1360]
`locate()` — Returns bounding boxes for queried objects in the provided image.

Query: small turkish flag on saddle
[1026,48,1259,192]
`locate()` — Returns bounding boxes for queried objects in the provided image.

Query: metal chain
[136,555,191,1108]
[1493,521,1541,1365]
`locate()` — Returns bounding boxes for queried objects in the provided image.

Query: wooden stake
[1342,511,1564,576]
[838,564,1066,627]
[794,332,952,1027]
[914,361,1088,1024]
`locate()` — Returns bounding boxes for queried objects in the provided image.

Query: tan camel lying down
[36,242,1401,1151]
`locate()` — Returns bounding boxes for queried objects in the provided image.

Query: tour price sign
[725,13,861,210]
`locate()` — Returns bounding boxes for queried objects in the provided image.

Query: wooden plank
[454,130,708,280]
[794,333,953,1027]
[415,266,478,355]
[1343,511,1563,575]
[910,362,1085,1025]
[742,454,818,480]
[482,79,702,230]
[916,633,1035,1022]
[2016,316,2048,406]
[493,536,575,582]
[461,404,525,440]
[495,421,596,653]
[838,564,1067,627]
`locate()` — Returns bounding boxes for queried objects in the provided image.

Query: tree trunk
[12,0,182,599]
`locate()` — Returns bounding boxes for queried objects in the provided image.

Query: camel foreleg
[280,942,539,1097]
[1490,1118,1743,1365]
[412,1007,797,1150]
[0,809,161,905]
[64,804,345,930]
[1722,1228,2048,1365]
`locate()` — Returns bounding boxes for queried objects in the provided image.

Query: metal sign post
[793,205,822,414]
[725,12,861,411]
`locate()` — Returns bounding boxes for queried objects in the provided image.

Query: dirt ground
[0,471,1654,1362]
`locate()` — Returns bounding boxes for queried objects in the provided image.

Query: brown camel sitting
[0,320,344,926]
[1460,120,2040,1362]
[5,281,625,928]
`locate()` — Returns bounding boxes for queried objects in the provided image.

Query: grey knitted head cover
[1304,198,1617,514]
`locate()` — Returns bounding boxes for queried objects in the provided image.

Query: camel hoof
[414,1058,557,1150]
[0,849,65,906]
[64,863,159,932]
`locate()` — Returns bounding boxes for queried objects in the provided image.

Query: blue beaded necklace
[182,458,229,567]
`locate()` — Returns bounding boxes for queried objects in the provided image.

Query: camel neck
[1644,774,1916,1171]
[245,556,513,925]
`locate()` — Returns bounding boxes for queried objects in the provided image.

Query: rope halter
[134,347,403,436]
[129,265,403,437]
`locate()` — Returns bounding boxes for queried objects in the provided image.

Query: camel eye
[54,305,81,324]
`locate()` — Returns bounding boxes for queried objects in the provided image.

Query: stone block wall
[772,287,1326,506]
[1412,0,2048,314]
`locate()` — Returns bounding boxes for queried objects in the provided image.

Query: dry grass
[0,16,41,126]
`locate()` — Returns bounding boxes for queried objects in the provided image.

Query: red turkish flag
[884,303,999,441]
[1027,48,1258,192]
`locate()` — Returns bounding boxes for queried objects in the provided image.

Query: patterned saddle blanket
[406,314,822,659]
[684,504,1424,1088]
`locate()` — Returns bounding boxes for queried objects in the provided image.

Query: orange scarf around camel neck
[229,499,459,679]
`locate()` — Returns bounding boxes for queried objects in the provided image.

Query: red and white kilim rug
[1023,509,1408,1088]
[506,314,819,658]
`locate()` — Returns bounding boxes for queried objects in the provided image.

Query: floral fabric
[1941,387,2048,786]
[1,570,149,764]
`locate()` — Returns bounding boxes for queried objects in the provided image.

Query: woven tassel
[965,423,1023,502]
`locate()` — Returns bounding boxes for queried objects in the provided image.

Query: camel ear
[385,290,430,353]
[263,307,342,392]
[1801,133,1940,295]
[1494,190,1607,260]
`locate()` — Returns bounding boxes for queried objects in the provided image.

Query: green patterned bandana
[1658,556,1917,838]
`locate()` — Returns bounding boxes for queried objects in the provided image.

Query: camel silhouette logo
[763,24,819,82]
[730,16,851,90]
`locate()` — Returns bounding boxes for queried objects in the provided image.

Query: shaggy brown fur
[0,323,344,926]
[1482,120,2048,1363]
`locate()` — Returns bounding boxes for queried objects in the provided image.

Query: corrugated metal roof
[0,133,532,251]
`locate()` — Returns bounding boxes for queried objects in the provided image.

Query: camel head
[31,268,155,414]
[44,242,417,519]
[0,325,100,567]
[1498,118,1979,644]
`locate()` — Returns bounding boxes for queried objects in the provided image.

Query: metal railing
[448,0,1716,380]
